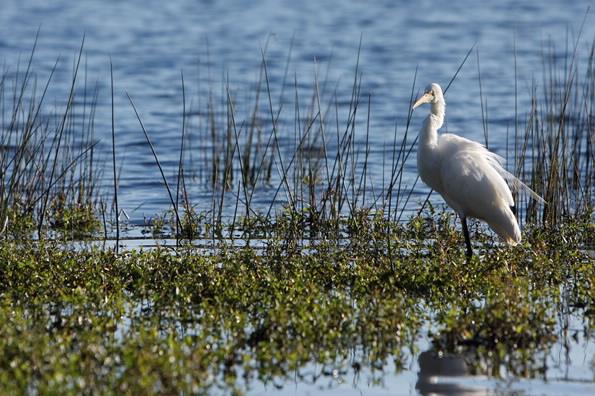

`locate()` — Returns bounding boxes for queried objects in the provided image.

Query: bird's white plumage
[413,83,543,248]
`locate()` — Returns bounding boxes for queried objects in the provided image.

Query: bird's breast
[417,145,442,192]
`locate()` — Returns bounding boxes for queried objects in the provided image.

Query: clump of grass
[514,30,594,227]
[141,205,208,241]
[0,35,103,240]
[49,197,101,239]
[142,212,168,237]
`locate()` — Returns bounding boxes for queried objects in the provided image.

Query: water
[1,1,594,394]
[251,316,595,395]
[1,0,593,221]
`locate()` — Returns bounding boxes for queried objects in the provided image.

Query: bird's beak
[412,93,432,110]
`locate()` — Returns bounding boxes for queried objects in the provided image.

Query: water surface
[1,0,592,219]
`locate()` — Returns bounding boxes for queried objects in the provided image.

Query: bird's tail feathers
[485,153,546,204]
[504,174,546,204]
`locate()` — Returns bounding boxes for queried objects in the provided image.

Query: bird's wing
[438,140,514,218]
[439,133,545,204]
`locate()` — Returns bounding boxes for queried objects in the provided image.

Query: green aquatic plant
[0,205,36,239]
[0,211,592,394]
[49,200,101,239]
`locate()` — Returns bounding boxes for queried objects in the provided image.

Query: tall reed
[0,36,102,239]
[1,33,592,245]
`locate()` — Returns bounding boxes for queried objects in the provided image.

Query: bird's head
[412,83,443,110]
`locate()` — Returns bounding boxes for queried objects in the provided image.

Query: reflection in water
[416,349,489,396]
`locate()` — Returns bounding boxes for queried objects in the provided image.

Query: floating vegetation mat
[0,213,592,394]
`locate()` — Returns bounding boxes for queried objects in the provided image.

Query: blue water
[1,2,594,393]
[1,0,593,221]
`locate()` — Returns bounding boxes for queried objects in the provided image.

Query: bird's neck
[431,97,445,128]
[420,99,445,149]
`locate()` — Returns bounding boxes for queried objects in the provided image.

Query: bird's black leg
[461,216,473,258]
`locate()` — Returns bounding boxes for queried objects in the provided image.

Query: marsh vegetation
[0,31,593,394]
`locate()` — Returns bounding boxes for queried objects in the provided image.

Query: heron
[412,83,544,257]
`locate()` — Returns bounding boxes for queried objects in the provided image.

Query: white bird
[412,83,544,257]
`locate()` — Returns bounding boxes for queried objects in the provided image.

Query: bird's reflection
[416,349,489,396]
